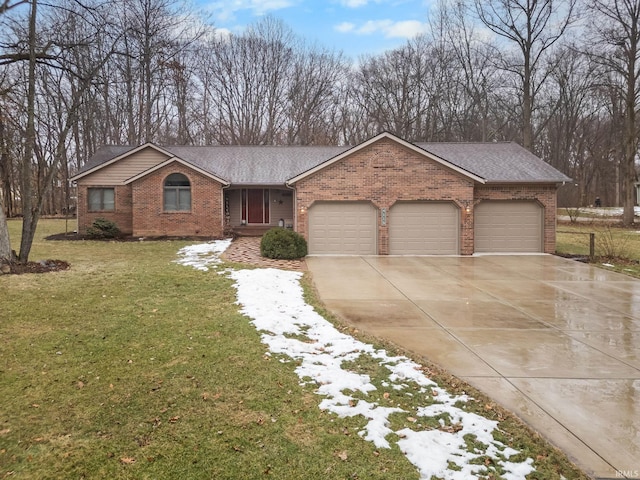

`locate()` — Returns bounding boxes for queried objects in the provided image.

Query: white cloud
[334,21,356,33]
[358,19,392,34]
[204,0,298,22]
[337,19,428,39]
[384,19,427,38]
[339,0,371,7]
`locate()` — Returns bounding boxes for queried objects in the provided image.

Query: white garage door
[389,202,460,255]
[308,202,377,254]
[475,201,543,252]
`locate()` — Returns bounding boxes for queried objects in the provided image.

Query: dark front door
[247,189,268,224]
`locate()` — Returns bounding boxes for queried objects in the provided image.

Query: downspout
[69,178,78,234]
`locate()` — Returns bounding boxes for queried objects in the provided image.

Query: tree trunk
[622,84,637,225]
[18,0,38,263]
[0,195,12,262]
[622,12,639,226]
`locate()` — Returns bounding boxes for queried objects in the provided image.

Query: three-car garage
[290,133,564,256]
[307,199,544,255]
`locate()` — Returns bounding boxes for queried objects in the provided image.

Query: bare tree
[0,0,120,261]
[354,37,441,141]
[472,0,577,151]
[284,45,347,145]
[0,0,26,15]
[203,17,296,144]
[588,0,640,224]
[0,109,13,262]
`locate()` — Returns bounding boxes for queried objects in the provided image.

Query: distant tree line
[1,0,640,261]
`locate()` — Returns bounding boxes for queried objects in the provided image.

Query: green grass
[1,219,589,479]
[556,221,640,277]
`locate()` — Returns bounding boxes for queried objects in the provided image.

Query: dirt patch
[3,259,70,275]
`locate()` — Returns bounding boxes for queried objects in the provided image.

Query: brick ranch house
[69,132,571,255]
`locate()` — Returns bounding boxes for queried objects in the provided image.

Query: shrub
[260,228,307,259]
[595,225,631,259]
[85,218,121,239]
[565,207,582,223]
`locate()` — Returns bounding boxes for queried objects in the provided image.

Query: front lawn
[0,219,588,479]
[556,221,640,277]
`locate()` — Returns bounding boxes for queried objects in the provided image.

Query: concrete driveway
[306,255,640,480]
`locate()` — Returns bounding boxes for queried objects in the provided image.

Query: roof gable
[69,143,174,182]
[286,132,486,185]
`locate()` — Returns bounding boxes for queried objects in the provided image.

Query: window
[164,173,191,211]
[88,188,115,211]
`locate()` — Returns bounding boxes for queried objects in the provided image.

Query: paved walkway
[306,255,640,480]
[222,236,306,271]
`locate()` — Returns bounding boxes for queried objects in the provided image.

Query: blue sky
[196,0,435,59]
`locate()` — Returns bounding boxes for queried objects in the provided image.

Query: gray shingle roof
[74,139,570,185]
[164,146,350,184]
[417,142,571,183]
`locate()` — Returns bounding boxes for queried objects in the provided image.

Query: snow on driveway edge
[176,241,535,480]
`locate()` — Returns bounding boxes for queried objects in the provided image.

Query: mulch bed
[4,259,70,275]
[45,232,222,242]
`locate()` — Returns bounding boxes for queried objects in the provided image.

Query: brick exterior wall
[77,164,224,237]
[76,184,133,234]
[293,138,476,254]
[474,184,558,254]
[75,138,559,251]
[293,138,559,255]
[131,162,224,237]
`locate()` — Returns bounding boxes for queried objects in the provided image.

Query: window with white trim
[88,188,115,211]
[164,173,191,211]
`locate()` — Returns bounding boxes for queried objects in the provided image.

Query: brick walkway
[222,236,307,271]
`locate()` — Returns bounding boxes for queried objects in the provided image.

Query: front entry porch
[231,225,273,237]
[225,187,294,230]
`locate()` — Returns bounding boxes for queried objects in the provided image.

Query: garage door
[308,202,377,254]
[474,201,543,252]
[389,202,459,255]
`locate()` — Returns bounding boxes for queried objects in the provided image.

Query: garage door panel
[475,201,542,252]
[309,202,376,255]
[389,202,459,255]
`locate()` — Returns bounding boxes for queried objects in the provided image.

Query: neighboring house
[69,132,570,255]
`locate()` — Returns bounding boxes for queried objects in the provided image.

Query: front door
[246,189,269,224]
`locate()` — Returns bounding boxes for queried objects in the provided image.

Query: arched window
[164,173,191,211]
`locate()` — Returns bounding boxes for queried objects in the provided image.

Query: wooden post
[590,232,595,260]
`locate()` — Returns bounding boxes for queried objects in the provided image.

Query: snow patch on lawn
[174,239,232,271]
[578,206,640,216]
[176,241,535,479]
